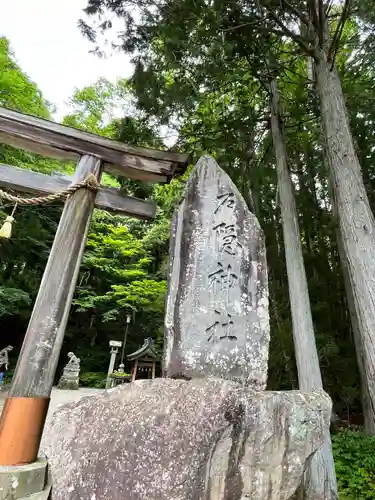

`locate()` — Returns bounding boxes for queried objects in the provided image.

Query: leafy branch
[328,0,352,68]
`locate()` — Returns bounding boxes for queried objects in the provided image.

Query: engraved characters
[206,192,240,343]
[206,310,237,342]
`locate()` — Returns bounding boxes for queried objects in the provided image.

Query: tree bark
[329,179,372,432]
[269,77,338,499]
[315,51,375,434]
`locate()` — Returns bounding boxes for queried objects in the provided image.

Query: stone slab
[164,156,270,388]
[0,459,47,500]
[42,378,332,500]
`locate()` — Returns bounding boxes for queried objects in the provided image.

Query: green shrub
[110,372,131,378]
[80,372,107,389]
[332,429,375,499]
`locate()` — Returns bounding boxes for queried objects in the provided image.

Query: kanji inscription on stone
[208,263,238,291]
[164,156,269,388]
[213,222,243,255]
[214,192,235,214]
[206,310,237,342]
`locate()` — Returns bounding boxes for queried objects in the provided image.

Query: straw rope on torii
[0,173,99,206]
[0,173,100,239]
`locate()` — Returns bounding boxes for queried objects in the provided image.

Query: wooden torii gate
[0,107,188,466]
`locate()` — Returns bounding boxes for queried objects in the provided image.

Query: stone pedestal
[0,458,51,500]
[42,379,332,500]
[58,366,79,390]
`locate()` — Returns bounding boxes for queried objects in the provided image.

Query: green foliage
[79,372,107,389]
[109,280,166,311]
[74,211,167,320]
[333,430,375,499]
[0,37,51,118]
[0,37,64,175]
[62,78,125,137]
[0,287,31,319]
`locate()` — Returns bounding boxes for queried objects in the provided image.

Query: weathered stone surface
[42,378,331,500]
[164,156,269,388]
[0,459,47,500]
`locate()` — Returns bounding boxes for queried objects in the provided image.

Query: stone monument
[42,157,332,500]
[164,156,269,386]
[57,352,80,390]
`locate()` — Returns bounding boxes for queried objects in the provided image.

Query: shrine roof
[127,338,160,361]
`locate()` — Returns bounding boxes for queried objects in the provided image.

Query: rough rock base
[42,378,331,500]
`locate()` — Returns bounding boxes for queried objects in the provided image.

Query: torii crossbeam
[0,107,189,467]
